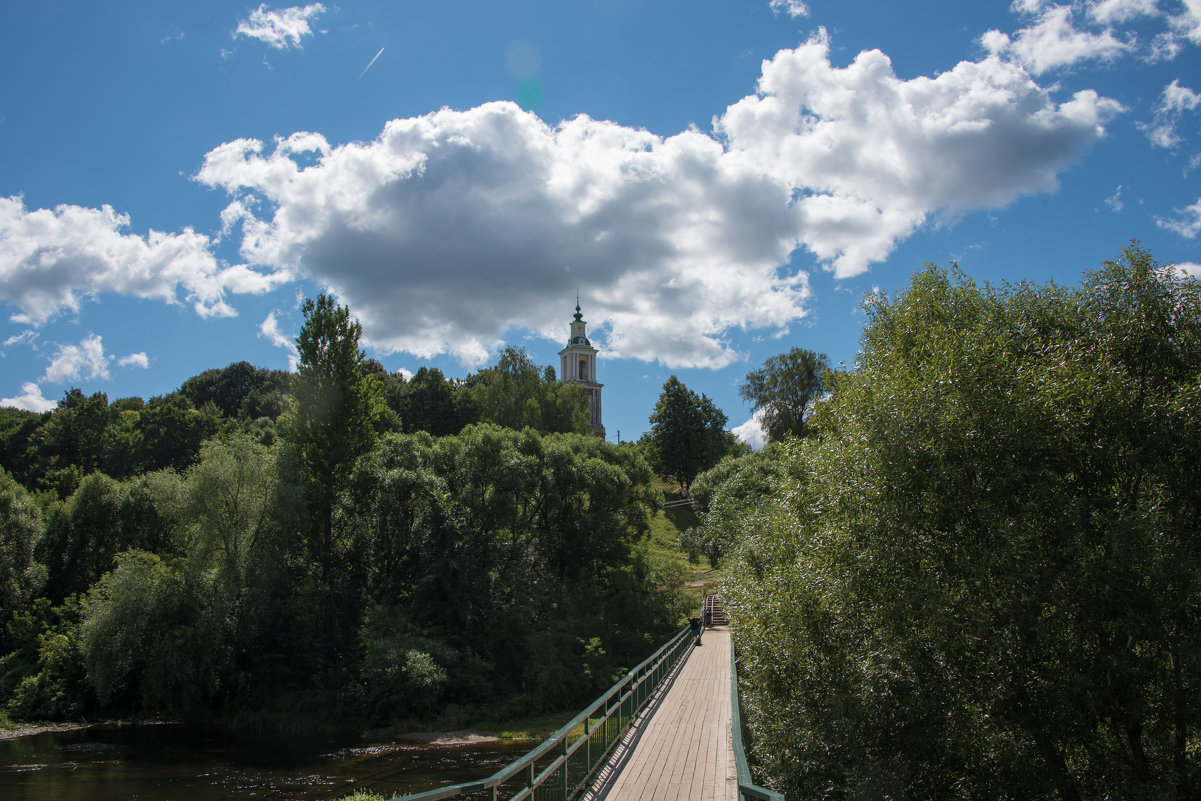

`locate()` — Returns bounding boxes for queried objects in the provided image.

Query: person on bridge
[689,616,702,646]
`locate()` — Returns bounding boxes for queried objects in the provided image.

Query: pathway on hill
[581,625,737,801]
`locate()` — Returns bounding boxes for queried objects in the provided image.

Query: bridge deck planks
[581,626,737,801]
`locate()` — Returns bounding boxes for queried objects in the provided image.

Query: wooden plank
[581,627,738,801]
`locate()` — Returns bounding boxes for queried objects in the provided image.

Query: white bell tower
[558,299,605,439]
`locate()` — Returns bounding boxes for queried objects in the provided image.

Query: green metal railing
[388,623,694,801]
[730,642,785,801]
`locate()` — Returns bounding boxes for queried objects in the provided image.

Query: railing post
[560,737,569,799]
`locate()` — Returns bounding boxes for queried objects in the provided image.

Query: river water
[0,723,532,801]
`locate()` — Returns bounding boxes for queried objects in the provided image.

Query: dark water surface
[0,723,532,801]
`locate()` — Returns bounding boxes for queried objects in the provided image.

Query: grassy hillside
[646,478,721,619]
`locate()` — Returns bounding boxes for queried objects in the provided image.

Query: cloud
[983,5,1131,74]
[1140,79,1201,148]
[717,31,1122,276]
[43,333,109,384]
[3,330,37,348]
[1175,262,1201,279]
[1105,184,1124,212]
[0,195,291,325]
[769,0,810,19]
[1172,0,1201,44]
[235,3,325,49]
[1157,198,1201,238]
[731,408,768,450]
[118,352,150,369]
[1088,0,1160,25]
[196,33,1118,368]
[259,311,298,370]
[199,105,811,369]
[1,382,56,413]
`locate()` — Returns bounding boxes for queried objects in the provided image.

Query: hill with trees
[0,295,685,732]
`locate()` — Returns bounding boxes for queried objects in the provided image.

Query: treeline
[0,298,684,730]
[0,347,592,500]
[698,245,1201,799]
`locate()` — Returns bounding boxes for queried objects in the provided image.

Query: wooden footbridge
[393,596,781,801]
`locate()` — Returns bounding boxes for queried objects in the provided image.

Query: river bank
[0,720,102,741]
[0,719,506,746]
[0,721,534,801]
[0,707,573,746]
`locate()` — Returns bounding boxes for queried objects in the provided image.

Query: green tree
[0,469,45,645]
[0,407,42,488]
[680,446,782,568]
[179,361,290,420]
[79,550,228,713]
[4,598,89,720]
[739,346,830,442]
[100,405,144,478]
[30,389,111,494]
[468,347,590,434]
[282,294,383,582]
[396,366,472,436]
[726,244,1201,800]
[182,434,282,604]
[645,376,730,490]
[339,424,672,712]
[38,473,127,603]
[135,393,220,473]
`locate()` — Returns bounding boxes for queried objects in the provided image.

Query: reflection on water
[0,723,532,801]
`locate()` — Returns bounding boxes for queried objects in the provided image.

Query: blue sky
[2,0,1200,446]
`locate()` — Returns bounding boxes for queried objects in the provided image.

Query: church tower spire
[558,298,605,438]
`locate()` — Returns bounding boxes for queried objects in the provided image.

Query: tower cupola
[558,299,605,438]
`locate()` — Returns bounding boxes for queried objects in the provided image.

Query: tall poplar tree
[283,295,383,580]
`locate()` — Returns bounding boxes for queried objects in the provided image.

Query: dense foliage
[725,245,1201,799]
[0,302,683,731]
[680,447,783,568]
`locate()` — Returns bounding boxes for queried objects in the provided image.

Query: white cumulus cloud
[235,3,325,49]
[1,382,56,413]
[198,103,811,369]
[731,408,769,450]
[118,352,150,369]
[194,32,1119,368]
[717,31,1122,277]
[984,5,1131,74]
[43,333,110,384]
[0,195,291,326]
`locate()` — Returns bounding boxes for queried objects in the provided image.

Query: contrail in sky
[358,47,385,80]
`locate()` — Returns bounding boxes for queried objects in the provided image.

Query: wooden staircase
[704,594,729,627]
